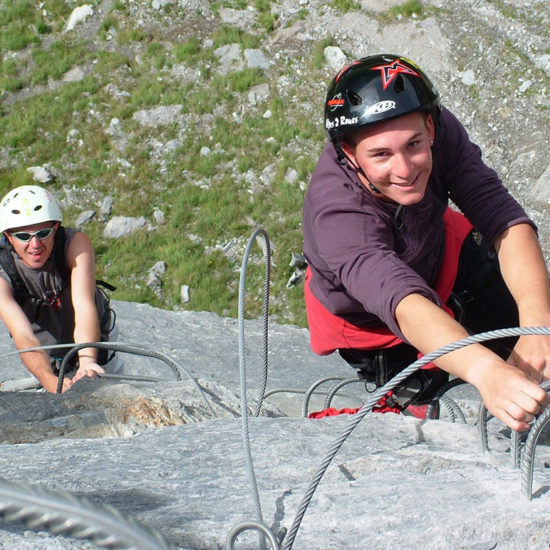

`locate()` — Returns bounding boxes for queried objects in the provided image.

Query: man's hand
[508,334,550,382]
[472,359,550,432]
[395,293,550,432]
[40,372,72,393]
[72,363,104,384]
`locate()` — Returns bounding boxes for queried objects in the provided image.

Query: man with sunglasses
[0,185,118,392]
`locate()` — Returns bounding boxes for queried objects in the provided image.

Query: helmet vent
[34,205,42,212]
[347,91,362,106]
[11,209,20,215]
[393,75,404,93]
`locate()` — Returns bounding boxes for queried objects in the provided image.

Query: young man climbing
[0,185,120,392]
[302,54,550,431]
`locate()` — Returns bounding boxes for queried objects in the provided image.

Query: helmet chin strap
[339,145,383,195]
[367,179,382,194]
[353,163,384,195]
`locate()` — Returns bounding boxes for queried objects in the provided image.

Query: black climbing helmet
[324,54,440,143]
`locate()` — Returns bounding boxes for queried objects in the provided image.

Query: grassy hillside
[1,0,547,328]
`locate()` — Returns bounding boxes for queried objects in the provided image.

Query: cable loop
[225,521,281,550]
[55,341,216,416]
[0,341,216,417]
[235,227,271,550]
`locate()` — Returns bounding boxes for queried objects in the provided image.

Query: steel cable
[0,477,174,549]
[235,227,274,549]
[0,341,216,417]
[252,229,271,418]
[302,377,345,418]
[57,342,186,390]
[59,341,217,416]
[520,404,550,500]
[282,326,550,550]
[323,378,365,410]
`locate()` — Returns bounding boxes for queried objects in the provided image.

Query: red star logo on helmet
[371,58,421,90]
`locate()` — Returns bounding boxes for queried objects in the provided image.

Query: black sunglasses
[10,227,55,243]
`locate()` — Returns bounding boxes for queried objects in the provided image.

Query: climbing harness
[0,228,116,342]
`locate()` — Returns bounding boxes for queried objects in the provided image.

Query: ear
[425,113,435,143]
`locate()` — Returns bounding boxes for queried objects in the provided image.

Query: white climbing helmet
[0,185,63,233]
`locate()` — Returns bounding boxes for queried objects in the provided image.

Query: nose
[390,153,414,180]
[28,235,42,246]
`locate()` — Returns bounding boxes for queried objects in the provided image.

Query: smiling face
[4,221,58,269]
[341,111,435,205]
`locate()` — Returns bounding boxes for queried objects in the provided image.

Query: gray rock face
[1,2,550,546]
[0,302,549,549]
[102,215,148,238]
[132,105,184,127]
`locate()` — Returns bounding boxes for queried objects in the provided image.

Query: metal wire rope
[302,376,345,418]
[520,404,550,500]
[234,227,274,549]
[57,342,185,389]
[511,380,550,470]
[225,521,280,550]
[251,229,271,418]
[55,342,217,417]
[0,341,216,417]
[0,341,180,381]
[282,326,550,550]
[99,373,161,383]
[0,477,174,549]
[323,378,366,410]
